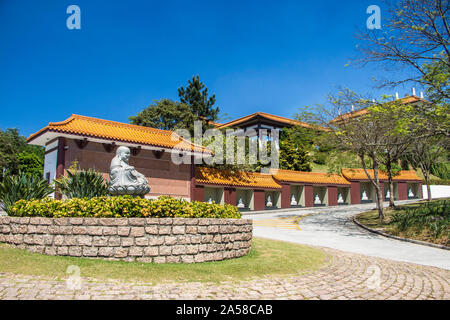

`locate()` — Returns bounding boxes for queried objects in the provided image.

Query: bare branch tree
[355,0,450,102]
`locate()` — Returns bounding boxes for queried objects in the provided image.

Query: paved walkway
[244,200,450,270]
[1,200,449,300]
[0,246,448,300]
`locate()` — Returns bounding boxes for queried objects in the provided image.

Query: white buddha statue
[314,194,321,205]
[361,190,368,201]
[408,188,414,198]
[266,195,273,207]
[237,198,245,208]
[109,146,150,196]
[337,193,344,204]
[386,190,390,199]
[208,197,213,204]
[291,194,297,206]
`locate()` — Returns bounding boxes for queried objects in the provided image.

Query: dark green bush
[54,169,110,199]
[0,172,54,215]
[10,195,241,219]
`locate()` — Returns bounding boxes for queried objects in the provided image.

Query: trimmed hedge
[10,196,241,219]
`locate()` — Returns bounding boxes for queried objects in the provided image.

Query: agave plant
[54,169,110,199]
[0,172,54,214]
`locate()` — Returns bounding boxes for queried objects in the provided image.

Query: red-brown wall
[281,183,291,209]
[304,185,314,207]
[193,185,204,202]
[254,189,266,211]
[328,186,337,206]
[350,181,360,204]
[63,139,192,199]
[224,187,236,205]
[397,182,408,200]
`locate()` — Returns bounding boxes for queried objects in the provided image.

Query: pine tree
[178,75,219,123]
[279,129,312,172]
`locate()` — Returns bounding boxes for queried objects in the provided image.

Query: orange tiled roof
[27,114,211,154]
[217,112,322,130]
[195,167,281,189]
[271,169,350,185]
[341,169,421,181]
[331,96,427,123]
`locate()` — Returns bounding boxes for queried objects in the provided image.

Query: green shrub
[54,169,110,199]
[391,200,449,240]
[0,172,54,215]
[312,152,327,165]
[10,195,241,219]
[431,162,450,180]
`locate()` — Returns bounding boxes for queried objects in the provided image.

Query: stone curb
[352,216,450,251]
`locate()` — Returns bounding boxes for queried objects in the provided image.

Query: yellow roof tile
[27,114,211,154]
[195,167,281,189]
[271,169,350,185]
[341,169,421,181]
[331,96,427,123]
[217,112,323,130]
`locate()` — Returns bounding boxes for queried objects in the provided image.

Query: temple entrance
[290,185,305,207]
[264,190,281,209]
[407,183,420,199]
[235,189,254,211]
[360,182,374,203]
[337,187,350,205]
[203,187,224,205]
[313,186,328,207]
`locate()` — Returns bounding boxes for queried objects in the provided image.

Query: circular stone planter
[0,217,252,263]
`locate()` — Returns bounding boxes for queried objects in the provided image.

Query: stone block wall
[0,217,252,263]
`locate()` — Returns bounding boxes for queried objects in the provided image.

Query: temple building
[28,114,423,210]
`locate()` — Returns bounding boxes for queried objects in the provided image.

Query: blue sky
[0,0,414,136]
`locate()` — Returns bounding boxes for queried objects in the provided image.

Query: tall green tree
[279,128,312,171]
[0,128,44,178]
[129,99,197,133]
[178,75,219,124]
[17,152,43,178]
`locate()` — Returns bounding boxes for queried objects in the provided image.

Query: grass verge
[355,199,449,246]
[0,237,326,283]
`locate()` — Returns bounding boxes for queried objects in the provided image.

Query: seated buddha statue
[109,146,150,196]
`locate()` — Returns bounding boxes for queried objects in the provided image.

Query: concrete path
[243,200,450,270]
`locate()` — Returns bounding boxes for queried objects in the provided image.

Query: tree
[129,99,197,133]
[178,75,219,124]
[297,89,405,219]
[406,130,448,201]
[0,128,44,179]
[279,128,312,171]
[368,99,415,208]
[17,152,43,178]
[356,0,450,103]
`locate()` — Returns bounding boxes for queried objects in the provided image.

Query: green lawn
[355,199,449,246]
[311,163,329,173]
[0,237,327,283]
